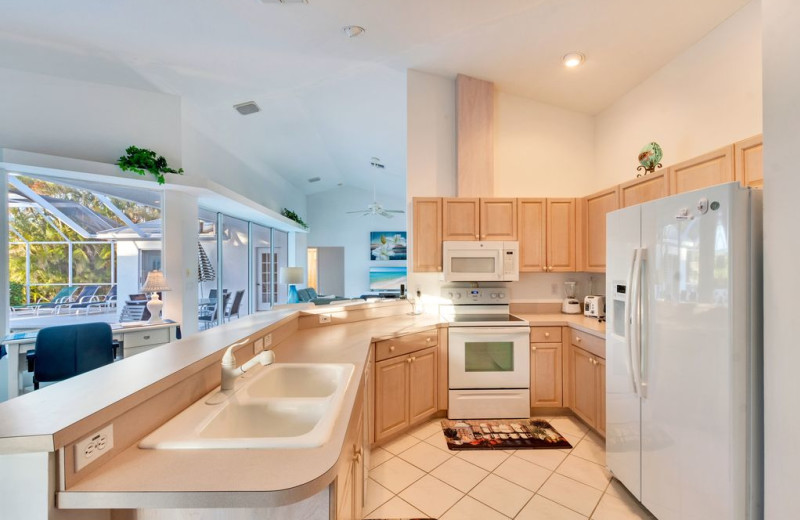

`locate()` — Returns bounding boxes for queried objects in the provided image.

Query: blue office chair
[26,323,116,390]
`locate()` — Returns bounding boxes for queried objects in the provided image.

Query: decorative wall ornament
[637,142,663,176]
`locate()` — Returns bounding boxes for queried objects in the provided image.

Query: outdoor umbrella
[197,242,215,296]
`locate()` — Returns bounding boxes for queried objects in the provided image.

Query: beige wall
[593,0,762,191]
[494,91,595,197]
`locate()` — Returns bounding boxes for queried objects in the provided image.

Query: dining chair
[225,290,245,321]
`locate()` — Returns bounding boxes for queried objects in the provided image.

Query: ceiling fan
[346,158,405,218]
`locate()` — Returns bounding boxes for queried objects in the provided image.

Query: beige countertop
[518,313,606,337]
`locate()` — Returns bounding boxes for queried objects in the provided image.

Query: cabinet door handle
[475,234,479,239]
[438,266,442,270]
[426,337,432,342]
[411,356,416,362]
[531,346,537,351]
[389,345,395,352]
[544,332,550,338]
[407,357,413,363]
[576,336,582,342]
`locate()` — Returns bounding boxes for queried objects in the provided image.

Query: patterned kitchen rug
[440,419,572,450]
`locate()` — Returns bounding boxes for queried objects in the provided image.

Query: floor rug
[440,419,572,450]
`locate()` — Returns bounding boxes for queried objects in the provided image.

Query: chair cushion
[305,287,318,300]
[296,289,311,302]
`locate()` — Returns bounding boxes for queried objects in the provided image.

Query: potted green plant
[281,208,309,229]
[117,146,184,185]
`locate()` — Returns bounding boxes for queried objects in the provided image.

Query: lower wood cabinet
[530,326,563,407]
[568,345,606,436]
[336,379,366,520]
[374,345,438,442]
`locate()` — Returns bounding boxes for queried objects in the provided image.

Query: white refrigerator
[605,182,763,520]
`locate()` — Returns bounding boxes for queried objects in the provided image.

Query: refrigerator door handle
[630,247,644,397]
[637,248,648,398]
[626,248,641,395]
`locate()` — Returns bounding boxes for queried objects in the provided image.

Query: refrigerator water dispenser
[612,281,627,336]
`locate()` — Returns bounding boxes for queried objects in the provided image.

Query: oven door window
[464,341,514,372]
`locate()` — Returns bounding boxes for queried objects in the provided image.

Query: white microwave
[443,241,519,282]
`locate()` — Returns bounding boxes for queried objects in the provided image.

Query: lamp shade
[141,270,171,293]
[279,267,304,285]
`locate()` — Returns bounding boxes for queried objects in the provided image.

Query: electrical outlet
[319,314,331,324]
[74,424,114,472]
[254,337,264,355]
[264,333,272,347]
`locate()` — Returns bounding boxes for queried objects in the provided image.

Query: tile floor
[364,416,656,520]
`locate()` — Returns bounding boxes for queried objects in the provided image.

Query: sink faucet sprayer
[220,343,275,391]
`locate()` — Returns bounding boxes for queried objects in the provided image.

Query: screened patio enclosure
[7,173,163,329]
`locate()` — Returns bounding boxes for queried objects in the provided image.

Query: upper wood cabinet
[619,170,668,208]
[734,134,763,189]
[442,198,517,241]
[518,198,546,272]
[580,188,619,273]
[412,197,443,272]
[546,198,576,272]
[480,198,517,240]
[442,198,479,240]
[668,145,734,194]
[518,198,575,272]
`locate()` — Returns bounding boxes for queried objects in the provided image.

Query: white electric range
[440,288,531,419]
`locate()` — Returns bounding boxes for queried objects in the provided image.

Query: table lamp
[141,270,171,324]
[279,267,304,304]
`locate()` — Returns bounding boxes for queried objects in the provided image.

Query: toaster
[584,295,605,318]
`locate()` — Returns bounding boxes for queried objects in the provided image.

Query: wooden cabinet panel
[570,329,605,359]
[734,134,763,189]
[620,171,668,208]
[480,198,517,240]
[409,346,438,424]
[530,327,561,343]
[518,198,546,272]
[457,75,494,197]
[376,330,438,362]
[596,357,606,437]
[374,357,409,441]
[570,346,597,426]
[546,198,576,272]
[412,197,443,272]
[443,198,480,241]
[668,145,734,194]
[531,343,562,407]
[582,188,619,273]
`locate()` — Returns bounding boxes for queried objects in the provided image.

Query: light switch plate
[319,314,331,324]
[74,424,114,472]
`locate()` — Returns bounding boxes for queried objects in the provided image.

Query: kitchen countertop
[518,313,606,337]
[1,301,602,509]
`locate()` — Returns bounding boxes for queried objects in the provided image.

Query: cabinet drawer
[123,329,170,349]
[376,330,438,361]
[530,327,561,343]
[570,329,604,359]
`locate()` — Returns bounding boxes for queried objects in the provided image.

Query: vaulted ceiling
[0,0,751,199]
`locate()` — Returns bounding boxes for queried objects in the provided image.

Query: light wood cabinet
[580,188,618,273]
[668,145,734,194]
[518,198,576,272]
[619,170,668,208]
[518,198,546,272]
[412,197,443,272]
[546,198,576,272]
[567,333,606,435]
[480,198,517,240]
[443,198,480,240]
[734,134,763,189]
[530,327,563,407]
[374,344,438,442]
[443,197,517,241]
[336,380,365,520]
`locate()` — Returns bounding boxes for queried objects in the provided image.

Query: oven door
[448,326,530,389]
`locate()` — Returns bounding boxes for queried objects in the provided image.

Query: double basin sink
[139,363,355,450]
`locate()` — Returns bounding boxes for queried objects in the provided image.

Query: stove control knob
[491,293,498,298]
[447,292,454,300]
[454,293,461,299]
[499,293,506,298]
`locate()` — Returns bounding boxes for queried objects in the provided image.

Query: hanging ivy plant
[281,208,309,229]
[117,146,184,185]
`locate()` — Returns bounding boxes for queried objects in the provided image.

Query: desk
[2,321,180,399]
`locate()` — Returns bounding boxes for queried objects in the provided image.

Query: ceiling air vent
[233,101,260,116]
[307,177,321,183]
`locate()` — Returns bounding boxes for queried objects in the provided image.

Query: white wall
[593,0,762,191]
[762,0,799,516]
[495,92,595,197]
[306,185,407,298]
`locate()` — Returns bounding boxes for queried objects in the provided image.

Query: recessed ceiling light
[233,101,260,115]
[343,25,365,38]
[562,53,585,68]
